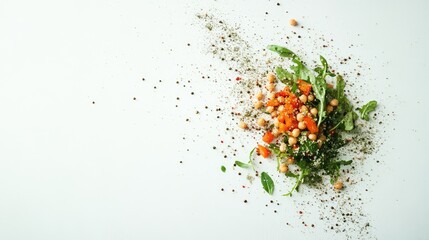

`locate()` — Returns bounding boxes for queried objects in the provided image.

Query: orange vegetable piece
[275,91,287,97]
[303,116,318,133]
[266,99,280,107]
[257,145,271,158]
[277,113,285,123]
[262,131,275,144]
[284,114,298,130]
[283,103,295,114]
[278,122,287,133]
[297,79,312,95]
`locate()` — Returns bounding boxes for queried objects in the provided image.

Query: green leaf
[343,111,359,131]
[314,56,335,78]
[261,172,275,195]
[235,161,251,169]
[336,75,345,102]
[357,101,377,121]
[275,66,293,84]
[311,75,327,126]
[285,171,299,178]
[221,165,226,172]
[283,168,309,197]
[267,45,296,58]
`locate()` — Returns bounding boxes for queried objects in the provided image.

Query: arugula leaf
[285,171,299,178]
[261,172,275,195]
[275,66,293,84]
[267,45,296,58]
[311,74,327,126]
[221,165,226,172]
[235,160,251,169]
[319,56,335,77]
[343,111,359,131]
[357,101,377,121]
[336,75,346,102]
[283,168,309,197]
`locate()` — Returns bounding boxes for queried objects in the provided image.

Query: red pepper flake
[242,185,246,188]
[299,211,303,214]
[235,76,241,81]
[221,140,224,143]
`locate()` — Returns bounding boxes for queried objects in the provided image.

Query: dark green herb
[261,172,275,195]
[357,101,378,121]
[221,165,226,172]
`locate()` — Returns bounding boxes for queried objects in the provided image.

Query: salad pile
[238,45,377,196]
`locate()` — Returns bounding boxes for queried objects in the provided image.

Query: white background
[0,0,428,239]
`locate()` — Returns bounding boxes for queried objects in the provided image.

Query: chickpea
[256,91,264,100]
[287,157,295,165]
[267,73,276,83]
[254,101,263,109]
[272,128,280,137]
[310,108,318,116]
[319,134,327,142]
[307,94,315,101]
[278,105,284,112]
[291,128,300,138]
[279,163,288,173]
[279,142,287,152]
[299,94,307,103]
[239,121,248,129]
[298,121,307,130]
[277,96,285,103]
[266,83,275,92]
[330,99,339,107]
[308,133,317,141]
[271,111,278,117]
[266,106,274,113]
[273,118,279,127]
[296,113,304,122]
[289,18,298,26]
[300,105,308,113]
[334,181,343,190]
[288,136,297,145]
[327,105,334,113]
[257,118,266,126]
[268,92,276,99]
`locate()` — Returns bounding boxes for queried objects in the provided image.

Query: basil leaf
[235,160,251,169]
[221,165,226,172]
[267,45,296,58]
[357,101,377,121]
[261,172,275,195]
